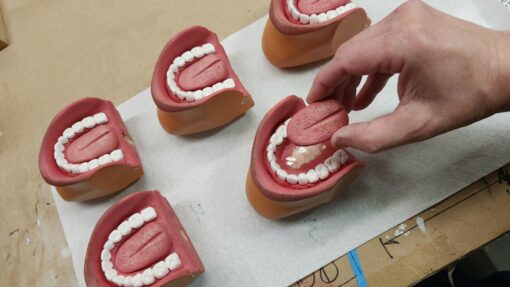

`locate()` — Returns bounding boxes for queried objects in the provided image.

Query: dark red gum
[262,0,371,68]
[151,26,255,135]
[84,190,204,287]
[39,97,143,201]
[246,96,364,219]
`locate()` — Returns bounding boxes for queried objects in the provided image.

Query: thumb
[332,105,430,153]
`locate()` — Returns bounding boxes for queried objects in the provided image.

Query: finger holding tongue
[297,0,351,15]
[287,99,348,146]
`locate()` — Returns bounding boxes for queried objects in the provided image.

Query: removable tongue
[287,99,348,146]
[115,221,173,273]
[65,125,118,163]
[178,54,228,91]
[297,0,351,15]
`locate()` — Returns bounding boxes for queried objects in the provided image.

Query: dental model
[151,26,254,135]
[262,0,371,68]
[39,98,143,201]
[84,191,204,287]
[246,96,364,219]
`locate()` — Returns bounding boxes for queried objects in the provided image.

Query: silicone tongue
[115,222,173,273]
[287,99,348,146]
[65,125,118,163]
[297,0,350,15]
[178,54,228,91]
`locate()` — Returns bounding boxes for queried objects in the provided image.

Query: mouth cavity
[285,0,357,25]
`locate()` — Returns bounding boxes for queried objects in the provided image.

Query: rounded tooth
[194,90,204,101]
[286,174,298,184]
[82,116,95,129]
[108,229,122,243]
[54,141,64,152]
[182,51,194,63]
[191,46,205,58]
[310,14,320,24]
[315,164,330,180]
[131,274,143,287]
[118,220,132,236]
[336,6,346,15]
[141,207,157,222]
[165,253,181,270]
[169,64,178,73]
[54,150,64,160]
[284,118,292,125]
[326,10,338,20]
[325,156,340,173]
[266,143,277,152]
[185,92,195,102]
[79,163,89,173]
[212,82,224,92]
[56,158,66,167]
[101,260,113,272]
[202,43,215,54]
[63,128,75,139]
[142,268,155,285]
[270,160,279,172]
[167,70,175,80]
[298,173,309,185]
[203,87,213,97]
[128,213,144,229]
[276,168,288,181]
[306,169,320,184]
[267,151,276,162]
[286,0,293,10]
[112,275,125,286]
[103,240,115,251]
[334,149,348,164]
[176,90,186,100]
[270,133,283,145]
[168,82,178,93]
[318,13,328,23]
[174,56,185,68]
[100,249,111,261]
[98,154,113,165]
[346,3,356,9]
[58,135,68,145]
[104,269,118,281]
[72,121,85,134]
[153,261,170,279]
[62,163,71,172]
[88,159,99,170]
[93,112,108,125]
[291,6,300,20]
[223,78,235,89]
[111,149,124,162]
[70,164,81,174]
[299,14,310,24]
[122,276,134,287]
[276,125,287,138]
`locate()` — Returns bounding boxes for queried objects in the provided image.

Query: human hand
[307,0,510,153]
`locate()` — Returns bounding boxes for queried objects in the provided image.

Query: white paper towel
[52,1,510,286]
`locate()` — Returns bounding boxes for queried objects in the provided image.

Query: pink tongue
[115,222,173,273]
[65,125,118,163]
[297,0,349,15]
[178,54,228,91]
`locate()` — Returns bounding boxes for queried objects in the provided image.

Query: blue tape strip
[348,249,368,287]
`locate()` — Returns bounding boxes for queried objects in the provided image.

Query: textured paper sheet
[53,1,510,286]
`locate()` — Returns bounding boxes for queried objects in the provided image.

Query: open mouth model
[85,190,204,287]
[39,98,143,201]
[247,96,364,219]
[285,0,358,25]
[152,26,254,135]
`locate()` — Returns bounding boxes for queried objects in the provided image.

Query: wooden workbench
[0,1,508,286]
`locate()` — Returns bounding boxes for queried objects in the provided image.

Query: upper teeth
[53,113,124,175]
[286,0,357,25]
[166,43,236,102]
[266,119,349,186]
[101,207,182,287]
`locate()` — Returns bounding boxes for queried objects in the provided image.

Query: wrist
[492,30,510,113]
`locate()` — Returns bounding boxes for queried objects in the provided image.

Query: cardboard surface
[0,5,7,50]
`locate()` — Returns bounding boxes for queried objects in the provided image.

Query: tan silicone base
[158,90,254,135]
[161,271,204,287]
[262,10,371,68]
[246,166,362,219]
[56,165,144,201]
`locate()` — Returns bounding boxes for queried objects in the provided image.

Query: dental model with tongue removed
[262,0,371,68]
[246,96,364,219]
[151,26,255,135]
[85,191,204,287]
[39,97,144,201]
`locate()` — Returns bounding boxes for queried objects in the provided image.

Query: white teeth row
[166,42,236,102]
[266,119,349,185]
[101,207,182,287]
[53,113,124,174]
[286,0,357,25]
